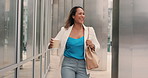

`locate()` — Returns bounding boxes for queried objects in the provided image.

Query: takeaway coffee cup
[52,39,60,49]
[51,39,60,55]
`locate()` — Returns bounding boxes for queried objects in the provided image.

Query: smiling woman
[48,6,100,78]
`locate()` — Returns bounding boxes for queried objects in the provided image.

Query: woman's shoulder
[60,27,66,31]
[87,26,94,30]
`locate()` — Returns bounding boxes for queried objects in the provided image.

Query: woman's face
[73,8,85,25]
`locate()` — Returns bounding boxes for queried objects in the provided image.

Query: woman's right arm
[48,27,65,49]
[54,27,65,40]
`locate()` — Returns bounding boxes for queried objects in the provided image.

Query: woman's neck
[73,23,83,30]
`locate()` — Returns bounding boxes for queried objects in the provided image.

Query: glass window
[34,56,41,78]
[47,50,50,68]
[0,70,15,78]
[0,0,17,69]
[45,53,47,71]
[20,0,34,61]
[19,61,33,78]
[42,54,45,75]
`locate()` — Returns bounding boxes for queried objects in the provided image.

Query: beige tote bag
[85,27,100,70]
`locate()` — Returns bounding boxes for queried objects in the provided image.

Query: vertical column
[112,0,119,78]
[118,0,133,77]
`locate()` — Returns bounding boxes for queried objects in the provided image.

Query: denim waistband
[64,56,85,61]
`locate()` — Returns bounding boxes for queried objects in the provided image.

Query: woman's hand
[86,40,95,51]
[48,38,54,49]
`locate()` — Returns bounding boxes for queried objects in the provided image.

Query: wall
[119,0,148,78]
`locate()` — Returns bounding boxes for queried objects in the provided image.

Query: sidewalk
[46,52,111,78]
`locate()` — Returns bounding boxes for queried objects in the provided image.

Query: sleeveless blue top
[64,36,84,59]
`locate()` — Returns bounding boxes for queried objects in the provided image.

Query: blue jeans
[61,57,89,78]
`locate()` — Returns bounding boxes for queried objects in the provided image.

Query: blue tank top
[64,36,84,59]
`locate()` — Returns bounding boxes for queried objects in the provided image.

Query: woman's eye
[79,13,84,15]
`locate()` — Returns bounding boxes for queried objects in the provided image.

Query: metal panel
[132,0,148,78]
[119,0,148,78]
[84,0,108,70]
[119,0,133,78]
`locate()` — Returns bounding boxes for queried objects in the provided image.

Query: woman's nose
[82,14,85,18]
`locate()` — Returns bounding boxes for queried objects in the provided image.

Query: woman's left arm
[89,27,100,53]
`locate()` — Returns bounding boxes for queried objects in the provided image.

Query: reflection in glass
[42,54,45,75]
[36,0,41,55]
[20,0,34,61]
[19,61,33,78]
[34,56,41,78]
[0,70,15,78]
[0,0,17,69]
[47,50,50,68]
[45,53,48,70]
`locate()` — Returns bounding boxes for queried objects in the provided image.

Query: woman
[49,6,100,78]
